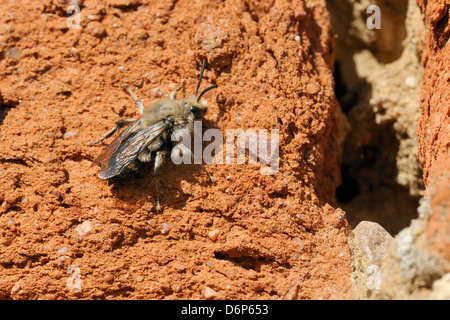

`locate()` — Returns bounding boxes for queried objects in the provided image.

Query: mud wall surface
[0,0,352,299]
[0,0,448,301]
[416,0,449,266]
[417,0,450,185]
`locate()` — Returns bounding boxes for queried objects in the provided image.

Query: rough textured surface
[374,189,449,299]
[327,0,426,235]
[327,0,449,300]
[425,154,450,262]
[370,0,450,300]
[0,0,353,299]
[349,221,393,299]
[416,0,450,185]
[1,0,447,301]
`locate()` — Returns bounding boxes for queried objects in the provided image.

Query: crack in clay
[213,251,289,271]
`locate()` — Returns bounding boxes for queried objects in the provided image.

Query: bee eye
[190,106,199,113]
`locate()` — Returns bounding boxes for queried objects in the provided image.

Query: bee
[88,60,218,211]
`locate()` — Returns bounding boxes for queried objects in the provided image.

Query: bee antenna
[195,59,207,96]
[197,84,218,101]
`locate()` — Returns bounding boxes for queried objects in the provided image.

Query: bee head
[189,59,217,119]
[184,95,208,119]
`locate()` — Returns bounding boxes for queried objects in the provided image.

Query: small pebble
[2,201,11,211]
[135,79,144,89]
[405,75,416,88]
[161,223,171,234]
[6,47,20,59]
[63,131,77,139]
[10,279,23,295]
[208,229,220,241]
[203,286,218,299]
[75,220,94,239]
[103,273,114,283]
[58,246,68,255]
[168,82,178,91]
[294,10,307,19]
[135,20,147,29]
[58,256,67,266]
[294,35,301,42]
[216,92,227,106]
[88,22,106,37]
[292,237,304,250]
[151,87,166,98]
[70,47,80,59]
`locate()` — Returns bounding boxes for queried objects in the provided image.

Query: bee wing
[91,119,143,169]
[93,120,171,179]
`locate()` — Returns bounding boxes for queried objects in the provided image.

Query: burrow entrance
[327,0,424,235]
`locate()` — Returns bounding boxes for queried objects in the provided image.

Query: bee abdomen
[137,149,152,162]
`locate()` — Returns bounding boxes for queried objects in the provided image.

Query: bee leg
[154,150,167,211]
[87,119,136,146]
[202,165,216,183]
[170,79,186,100]
[121,84,144,114]
[189,152,216,183]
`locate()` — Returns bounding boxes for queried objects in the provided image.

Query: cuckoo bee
[89,60,217,211]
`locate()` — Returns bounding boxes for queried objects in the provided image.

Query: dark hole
[336,164,360,203]
[333,62,348,102]
[361,146,378,166]
[0,101,18,126]
[333,62,359,114]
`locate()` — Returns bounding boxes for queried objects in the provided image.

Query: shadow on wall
[327,0,420,236]
[0,94,18,126]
